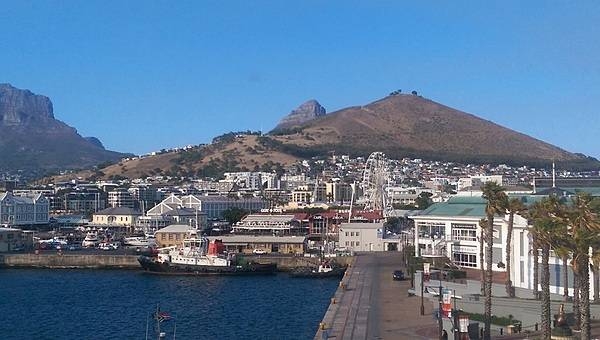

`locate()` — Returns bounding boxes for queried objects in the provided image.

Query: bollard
[500,328,503,335]
[535,323,538,331]
[340,282,345,290]
[331,298,336,304]
[320,322,327,330]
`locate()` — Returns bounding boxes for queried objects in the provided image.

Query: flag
[154,311,172,323]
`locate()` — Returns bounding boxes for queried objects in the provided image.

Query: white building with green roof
[410,195,581,296]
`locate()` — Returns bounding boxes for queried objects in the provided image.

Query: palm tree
[528,197,564,339]
[479,218,487,295]
[481,182,507,340]
[591,249,600,303]
[565,193,600,340]
[531,235,541,300]
[553,243,572,302]
[505,197,526,297]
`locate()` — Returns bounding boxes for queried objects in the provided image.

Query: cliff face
[0,84,127,174]
[0,84,54,125]
[271,99,326,132]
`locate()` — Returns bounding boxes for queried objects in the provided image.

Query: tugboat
[138,231,276,275]
[288,260,346,278]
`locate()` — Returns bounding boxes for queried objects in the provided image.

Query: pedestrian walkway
[315,252,439,340]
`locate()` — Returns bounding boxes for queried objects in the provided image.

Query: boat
[289,261,346,278]
[138,231,277,275]
[81,232,99,248]
[124,235,156,248]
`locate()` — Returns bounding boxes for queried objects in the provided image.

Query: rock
[85,137,105,149]
[272,99,326,132]
[0,83,54,125]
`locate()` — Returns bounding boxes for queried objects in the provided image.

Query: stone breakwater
[0,254,140,269]
[0,253,353,270]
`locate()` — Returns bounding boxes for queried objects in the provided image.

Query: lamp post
[420,270,425,315]
[438,279,443,340]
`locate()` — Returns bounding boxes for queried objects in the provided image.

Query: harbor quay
[315,252,439,340]
[0,252,353,270]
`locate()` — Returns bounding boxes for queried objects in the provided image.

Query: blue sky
[1,1,598,158]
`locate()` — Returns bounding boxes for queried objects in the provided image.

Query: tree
[505,198,526,297]
[481,182,507,340]
[415,192,433,209]
[478,218,487,295]
[528,196,564,339]
[221,207,250,225]
[565,193,600,340]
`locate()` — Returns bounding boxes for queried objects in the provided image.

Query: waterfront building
[155,224,191,248]
[92,207,142,230]
[338,222,403,252]
[207,235,306,254]
[232,214,308,235]
[0,192,49,226]
[153,194,268,220]
[410,195,586,297]
[0,227,34,252]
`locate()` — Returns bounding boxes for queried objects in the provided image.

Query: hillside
[267,94,595,168]
[66,135,301,181]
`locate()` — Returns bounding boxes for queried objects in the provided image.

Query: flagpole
[145,312,149,340]
[156,304,161,340]
[173,317,177,340]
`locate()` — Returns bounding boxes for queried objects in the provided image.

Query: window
[350,232,354,236]
[345,232,348,237]
[417,221,445,238]
[356,241,360,246]
[345,241,349,246]
[356,232,360,237]
[350,241,354,246]
[453,253,477,267]
[451,228,476,241]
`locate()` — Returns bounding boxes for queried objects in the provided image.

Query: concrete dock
[315,252,439,340]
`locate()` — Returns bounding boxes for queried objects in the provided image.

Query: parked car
[392,270,405,281]
[252,249,267,255]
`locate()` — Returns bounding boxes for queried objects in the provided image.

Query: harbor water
[0,269,339,340]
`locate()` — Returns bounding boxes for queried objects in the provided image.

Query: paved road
[316,252,439,340]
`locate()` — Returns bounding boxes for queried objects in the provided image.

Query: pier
[315,252,438,340]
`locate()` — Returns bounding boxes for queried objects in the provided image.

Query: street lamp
[421,263,430,316]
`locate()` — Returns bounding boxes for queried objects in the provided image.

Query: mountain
[271,100,326,132]
[50,93,598,182]
[0,84,128,175]
[265,93,596,168]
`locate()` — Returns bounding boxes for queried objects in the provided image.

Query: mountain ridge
[0,84,129,176]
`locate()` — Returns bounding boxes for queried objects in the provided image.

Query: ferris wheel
[362,152,392,215]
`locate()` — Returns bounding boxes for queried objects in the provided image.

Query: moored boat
[138,231,276,276]
[81,232,99,248]
[289,261,346,278]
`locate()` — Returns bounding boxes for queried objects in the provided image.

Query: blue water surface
[0,269,338,340]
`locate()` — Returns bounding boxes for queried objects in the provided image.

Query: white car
[252,249,267,255]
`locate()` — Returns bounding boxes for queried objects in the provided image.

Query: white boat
[138,231,277,275]
[124,236,156,248]
[82,232,99,248]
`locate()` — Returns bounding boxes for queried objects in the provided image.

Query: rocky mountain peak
[0,83,54,125]
[272,99,326,132]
